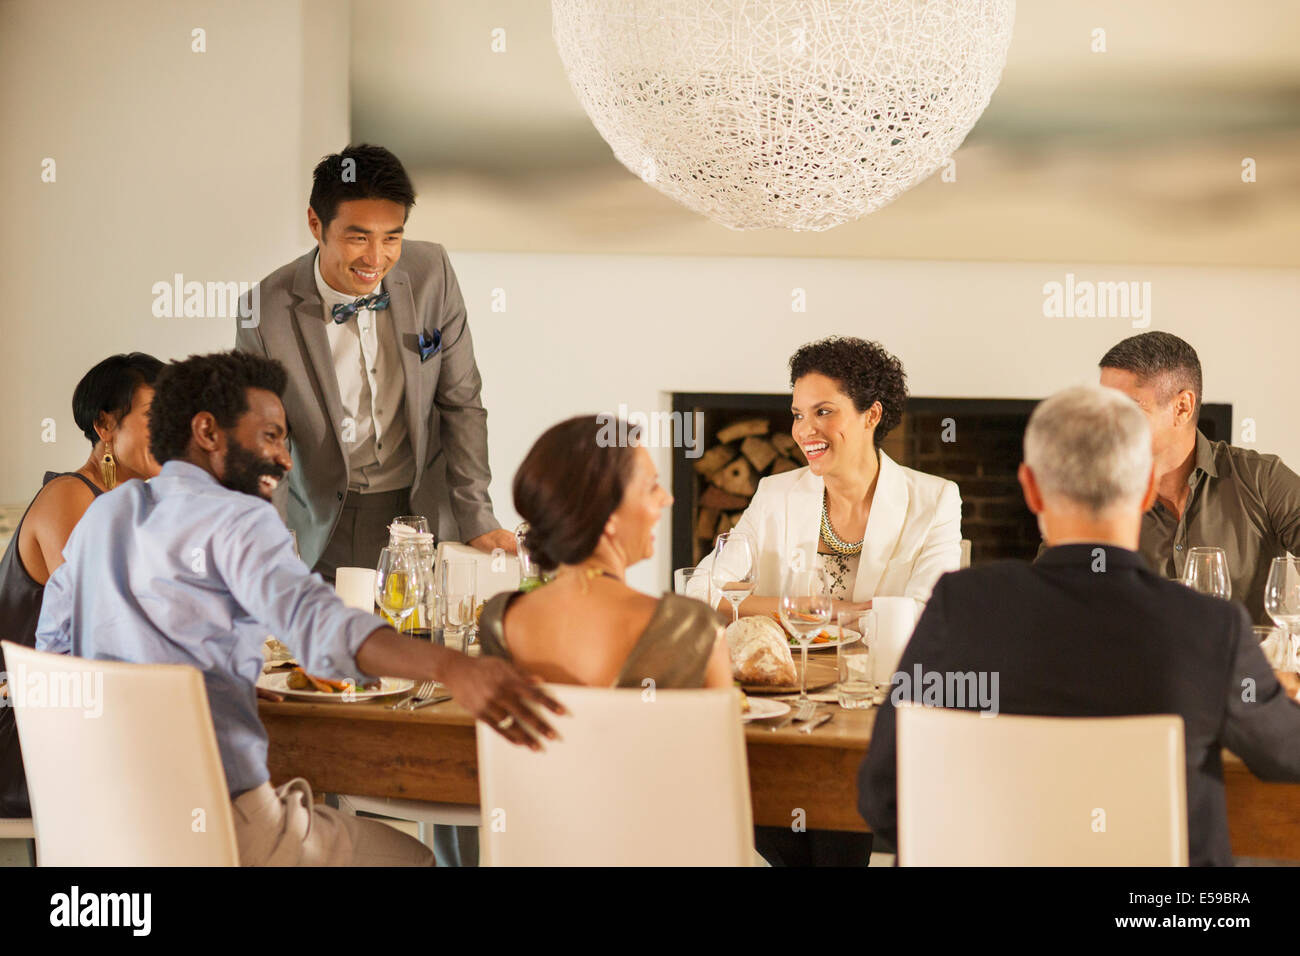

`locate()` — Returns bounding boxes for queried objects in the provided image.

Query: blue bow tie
[331,291,390,323]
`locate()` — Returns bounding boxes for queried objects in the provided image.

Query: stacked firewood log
[692,418,805,559]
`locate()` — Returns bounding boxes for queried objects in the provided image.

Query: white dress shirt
[314,253,414,494]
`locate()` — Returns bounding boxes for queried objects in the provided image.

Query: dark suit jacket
[234,241,498,568]
[859,544,1300,866]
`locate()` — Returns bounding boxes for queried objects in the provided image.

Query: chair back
[477,684,753,865]
[3,642,239,866]
[436,542,521,600]
[896,704,1187,865]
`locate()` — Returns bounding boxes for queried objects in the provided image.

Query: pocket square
[418,330,442,362]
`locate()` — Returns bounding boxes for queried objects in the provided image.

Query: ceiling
[351,0,1300,265]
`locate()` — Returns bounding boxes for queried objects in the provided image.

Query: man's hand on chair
[441,655,564,750]
[467,529,517,555]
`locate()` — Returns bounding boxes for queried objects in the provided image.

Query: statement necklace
[820,490,864,556]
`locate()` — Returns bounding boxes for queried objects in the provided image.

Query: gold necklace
[820,490,864,555]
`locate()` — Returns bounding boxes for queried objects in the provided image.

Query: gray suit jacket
[234,240,498,568]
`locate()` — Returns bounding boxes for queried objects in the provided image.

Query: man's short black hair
[148,352,288,464]
[1099,331,1203,413]
[309,143,416,231]
[72,352,165,444]
[788,336,909,441]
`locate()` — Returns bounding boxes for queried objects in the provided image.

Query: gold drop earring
[100,444,118,490]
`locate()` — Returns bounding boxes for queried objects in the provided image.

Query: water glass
[675,567,714,607]
[836,610,874,709]
[441,559,478,652]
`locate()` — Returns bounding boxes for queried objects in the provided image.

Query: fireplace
[670,393,1231,582]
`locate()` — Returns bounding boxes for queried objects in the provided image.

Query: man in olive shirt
[1099,331,1300,623]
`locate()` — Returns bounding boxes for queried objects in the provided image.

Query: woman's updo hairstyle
[512,415,641,572]
[788,336,908,441]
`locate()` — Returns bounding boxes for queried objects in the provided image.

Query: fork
[768,699,817,731]
[389,680,439,710]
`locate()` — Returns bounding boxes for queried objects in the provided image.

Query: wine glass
[779,565,832,705]
[711,531,757,624]
[1181,547,1231,600]
[375,546,418,634]
[1265,556,1300,672]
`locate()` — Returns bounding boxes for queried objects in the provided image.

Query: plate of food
[726,617,840,695]
[739,695,791,723]
[769,613,861,651]
[257,668,414,701]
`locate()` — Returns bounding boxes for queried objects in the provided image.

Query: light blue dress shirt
[36,460,383,795]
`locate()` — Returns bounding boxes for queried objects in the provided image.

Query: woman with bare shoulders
[0,352,162,819]
[478,416,731,691]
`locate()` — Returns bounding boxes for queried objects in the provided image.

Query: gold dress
[478,591,721,688]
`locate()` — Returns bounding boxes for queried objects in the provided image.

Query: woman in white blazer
[691,337,962,627]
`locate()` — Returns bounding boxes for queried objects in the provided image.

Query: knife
[799,712,834,734]
[407,694,454,711]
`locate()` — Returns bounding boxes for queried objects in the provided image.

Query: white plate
[257,672,414,701]
[741,697,791,722]
[786,627,862,651]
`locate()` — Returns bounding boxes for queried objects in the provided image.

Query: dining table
[259,690,1300,860]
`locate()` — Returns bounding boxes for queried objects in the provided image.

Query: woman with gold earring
[0,352,163,820]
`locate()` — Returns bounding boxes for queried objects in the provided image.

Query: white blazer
[689,452,962,624]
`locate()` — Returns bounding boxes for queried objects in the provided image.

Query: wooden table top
[258,694,1262,767]
[258,695,875,745]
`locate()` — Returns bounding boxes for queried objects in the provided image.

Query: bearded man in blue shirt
[36,351,560,866]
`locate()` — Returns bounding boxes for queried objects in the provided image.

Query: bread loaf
[726,616,797,686]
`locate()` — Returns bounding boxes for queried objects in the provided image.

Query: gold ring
[496,715,515,731]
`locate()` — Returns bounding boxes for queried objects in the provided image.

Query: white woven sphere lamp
[551,0,1016,231]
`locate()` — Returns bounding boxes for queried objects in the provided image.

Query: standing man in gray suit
[236,144,515,580]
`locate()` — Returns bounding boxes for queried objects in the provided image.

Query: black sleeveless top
[0,471,102,817]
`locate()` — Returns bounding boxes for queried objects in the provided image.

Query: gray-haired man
[861,384,1300,865]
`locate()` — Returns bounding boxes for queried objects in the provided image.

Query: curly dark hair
[788,336,908,440]
[72,352,164,443]
[148,352,288,464]
[513,416,640,572]
[309,143,416,230]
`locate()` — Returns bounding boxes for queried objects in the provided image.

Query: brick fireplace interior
[670,392,1231,583]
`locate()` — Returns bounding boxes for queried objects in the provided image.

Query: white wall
[4,1,1296,601]
[441,250,1300,593]
[0,0,349,500]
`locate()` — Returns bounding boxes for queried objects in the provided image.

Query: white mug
[335,567,377,613]
[867,597,919,686]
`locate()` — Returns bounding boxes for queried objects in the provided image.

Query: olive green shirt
[1140,431,1300,625]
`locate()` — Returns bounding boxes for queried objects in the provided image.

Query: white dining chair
[3,641,239,866]
[896,704,1188,866]
[477,684,754,866]
[435,541,521,599]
